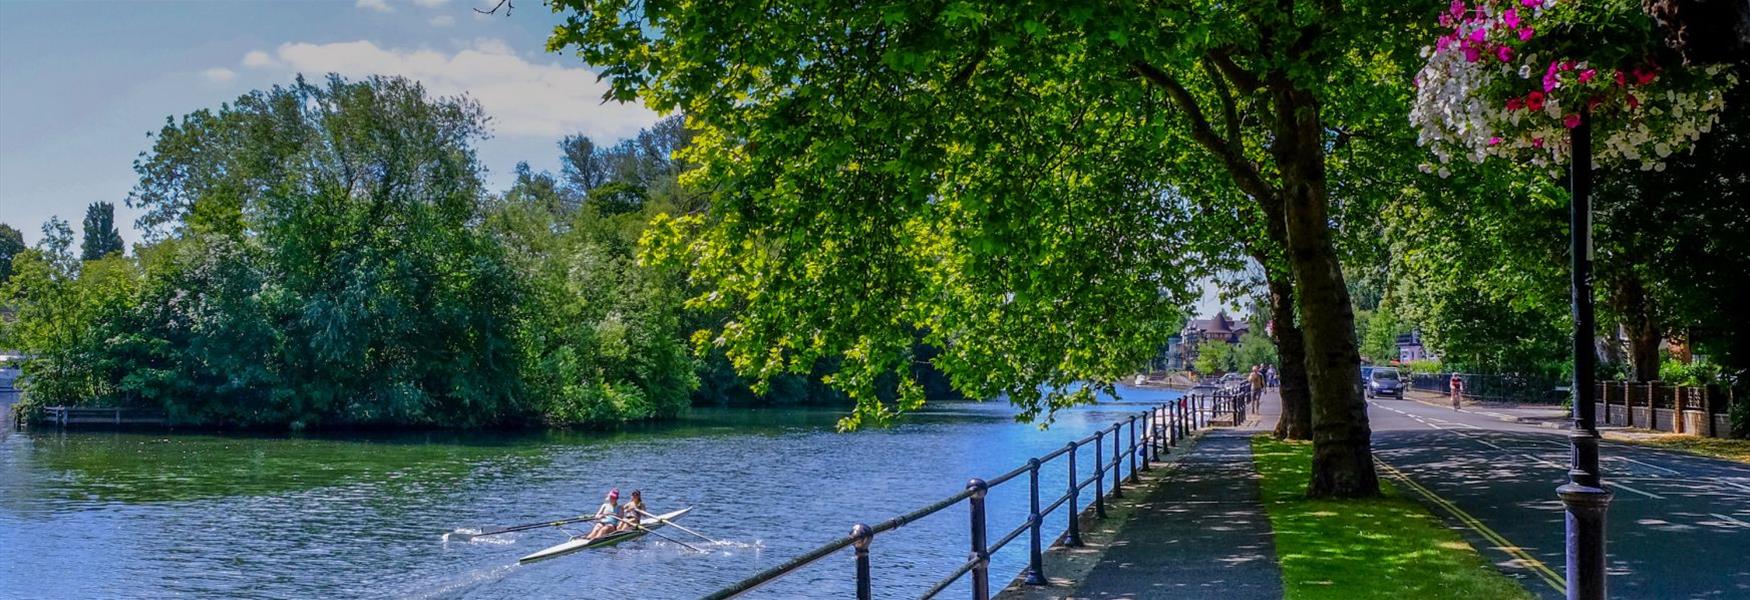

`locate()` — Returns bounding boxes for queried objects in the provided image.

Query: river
[0,385,1183,599]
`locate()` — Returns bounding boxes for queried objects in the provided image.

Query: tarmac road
[1368,396,1750,599]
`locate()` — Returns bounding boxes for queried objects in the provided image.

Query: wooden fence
[1595,381,1733,438]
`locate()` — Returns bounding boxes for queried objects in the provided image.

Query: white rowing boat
[517,507,694,563]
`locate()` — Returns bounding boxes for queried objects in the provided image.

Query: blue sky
[0,0,658,246]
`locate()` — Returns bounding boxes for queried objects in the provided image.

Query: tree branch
[1201,58,1244,162]
[1130,60,1276,202]
[475,0,512,16]
[1209,49,1262,93]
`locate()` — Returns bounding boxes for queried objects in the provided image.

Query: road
[1368,396,1750,599]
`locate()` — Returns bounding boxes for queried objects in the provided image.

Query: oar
[611,516,706,552]
[447,515,594,541]
[637,508,722,545]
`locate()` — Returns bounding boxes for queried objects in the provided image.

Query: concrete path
[1060,392,1282,599]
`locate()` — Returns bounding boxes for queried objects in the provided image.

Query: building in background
[1168,311,1249,370]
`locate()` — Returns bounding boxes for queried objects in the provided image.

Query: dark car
[1359,366,1375,386]
[1366,367,1403,398]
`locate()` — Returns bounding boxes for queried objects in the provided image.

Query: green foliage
[80,201,125,260]
[1355,307,1406,365]
[0,223,26,284]
[1234,332,1279,371]
[1193,342,1237,375]
[1404,359,1445,375]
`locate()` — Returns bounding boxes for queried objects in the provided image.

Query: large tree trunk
[1268,272,1313,440]
[1608,273,1662,382]
[1272,83,1379,499]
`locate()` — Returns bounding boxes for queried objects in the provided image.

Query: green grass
[1603,432,1750,464]
[1250,436,1535,600]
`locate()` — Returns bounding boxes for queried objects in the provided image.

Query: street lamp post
[1558,110,1612,600]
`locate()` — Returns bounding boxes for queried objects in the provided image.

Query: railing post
[1025,458,1045,585]
[1111,423,1124,498]
[968,478,991,600]
[852,523,873,600]
[1093,431,1107,518]
[1129,415,1141,479]
[1065,441,1083,546]
[1141,411,1152,469]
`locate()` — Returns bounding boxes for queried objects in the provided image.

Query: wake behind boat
[518,507,694,563]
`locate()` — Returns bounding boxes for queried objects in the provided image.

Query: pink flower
[1518,27,1535,41]
[1614,71,1628,87]
[1495,45,1512,62]
[1506,97,1524,111]
[1563,113,1581,128]
[1488,136,1503,146]
[1532,137,1544,148]
[1632,68,1657,85]
[1503,8,1520,29]
[1578,69,1596,83]
[1450,0,1465,17]
[1437,34,1456,52]
[1527,91,1546,111]
[1521,0,1542,7]
[1464,46,1482,62]
[1468,27,1487,44]
[1586,95,1602,110]
[1626,93,1640,109]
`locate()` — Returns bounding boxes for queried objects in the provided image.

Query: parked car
[1359,366,1375,386]
[1366,367,1403,398]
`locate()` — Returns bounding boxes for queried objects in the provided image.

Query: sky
[0,0,657,247]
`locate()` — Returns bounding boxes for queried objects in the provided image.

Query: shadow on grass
[1251,436,1534,600]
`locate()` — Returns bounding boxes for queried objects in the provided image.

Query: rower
[617,490,645,533]
[585,488,622,540]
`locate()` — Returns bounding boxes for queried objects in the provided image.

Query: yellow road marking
[1375,458,1567,593]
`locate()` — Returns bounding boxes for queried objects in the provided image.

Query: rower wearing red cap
[584,488,623,540]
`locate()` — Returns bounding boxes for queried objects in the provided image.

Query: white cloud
[242,50,278,68]
[248,40,658,140]
[202,67,237,82]
[429,14,456,27]
[356,0,393,13]
[411,0,450,7]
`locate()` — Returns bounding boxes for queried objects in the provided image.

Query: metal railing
[1408,373,1566,404]
[703,384,1253,600]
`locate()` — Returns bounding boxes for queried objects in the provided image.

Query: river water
[0,386,1183,599]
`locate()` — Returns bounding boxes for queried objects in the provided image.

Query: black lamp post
[1557,110,1612,600]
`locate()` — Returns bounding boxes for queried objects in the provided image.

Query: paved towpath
[1059,392,1282,599]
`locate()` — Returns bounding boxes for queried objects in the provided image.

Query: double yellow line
[1375,458,1567,593]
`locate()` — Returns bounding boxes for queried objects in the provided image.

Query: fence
[702,384,1254,600]
[1595,381,1733,438]
[1408,373,1567,404]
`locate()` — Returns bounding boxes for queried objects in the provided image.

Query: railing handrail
[702,383,1252,599]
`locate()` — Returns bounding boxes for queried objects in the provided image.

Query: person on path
[1449,372,1464,410]
[1248,366,1265,409]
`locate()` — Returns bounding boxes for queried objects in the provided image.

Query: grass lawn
[1603,431,1750,464]
[1250,436,1535,600]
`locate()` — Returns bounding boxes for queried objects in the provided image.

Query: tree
[1235,332,1280,372]
[0,223,24,284]
[1193,341,1237,375]
[544,0,1448,495]
[80,201,125,260]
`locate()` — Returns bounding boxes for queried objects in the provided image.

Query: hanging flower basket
[1410,0,1738,175]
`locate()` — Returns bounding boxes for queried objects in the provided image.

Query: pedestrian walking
[1449,372,1464,410]
[1248,365,1265,410]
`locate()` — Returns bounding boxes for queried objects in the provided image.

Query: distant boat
[518,507,694,563]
